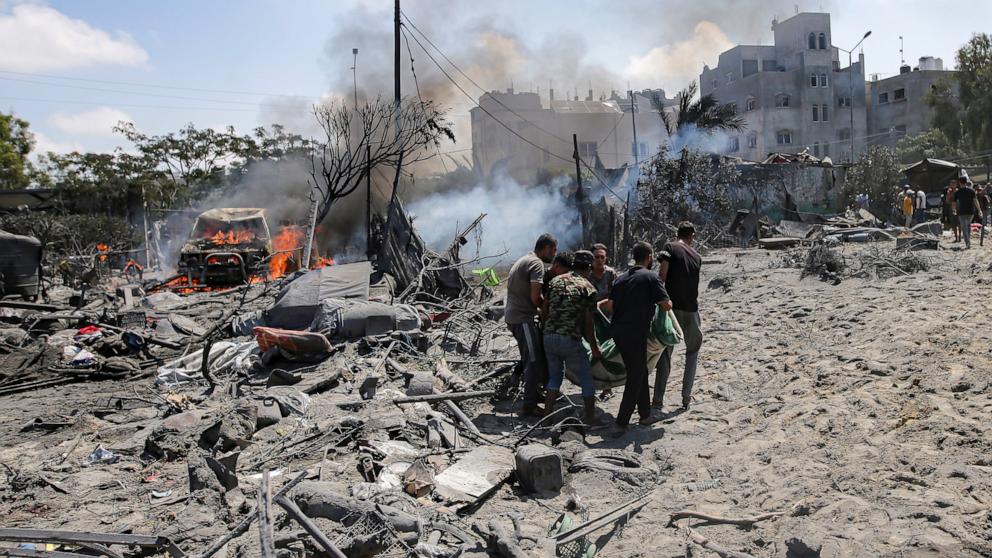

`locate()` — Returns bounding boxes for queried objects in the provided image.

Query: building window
[726,72,736,84]
[821,104,829,121]
[823,144,829,158]
[777,130,793,145]
[894,125,907,136]
[813,142,821,157]
[711,78,718,89]
[820,73,828,87]
[810,73,818,87]
[745,97,757,111]
[894,88,905,101]
[878,92,889,104]
[747,133,758,148]
[775,93,791,107]
[812,105,819,122]
[838,96,852,107]
[579,142,598,158]
[728,102,738,115]
[818,33,827,50]
[762,60,778,71]
[728,136,740,152]
[808,33,816,50]
[839,128,852,141]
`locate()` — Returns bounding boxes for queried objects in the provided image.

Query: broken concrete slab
[434,446,514,502]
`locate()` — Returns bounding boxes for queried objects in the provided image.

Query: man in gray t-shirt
[505,233,557,417]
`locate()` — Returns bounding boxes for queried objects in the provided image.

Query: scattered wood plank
[667,510,783,527]
[393,390,494,405]
[256,470,275,558]
[273,494,347,558]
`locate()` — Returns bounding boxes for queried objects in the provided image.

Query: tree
[841,145,902,221]
[660,81,746,138]
[954,33,992,151]
[308,96,453,225]
[114,122,249,206]
[895,129,965,164]
[634,145,740,239]
[0,112,36,189]
[924,79,964,148]
[38,150,162,214]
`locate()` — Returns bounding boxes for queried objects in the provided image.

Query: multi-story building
[470,88,669,180]
[866,57,959,149]
[699,12,868,162]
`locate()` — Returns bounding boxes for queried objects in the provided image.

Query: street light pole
[845,31,871,163]
[351,48,359,110]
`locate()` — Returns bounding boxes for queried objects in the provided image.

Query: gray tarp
[310,299,421,340]
[265,262,372,330]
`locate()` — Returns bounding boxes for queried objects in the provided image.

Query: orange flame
[209,229,255,245]
[269,226,305,278]
[96,243,110,263]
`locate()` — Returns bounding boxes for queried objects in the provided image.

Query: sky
[2,0,989,157]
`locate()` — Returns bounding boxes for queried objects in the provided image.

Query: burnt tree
[308,96,453,225]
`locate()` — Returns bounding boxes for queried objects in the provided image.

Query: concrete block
[406,372,435,396]
[255,399,282,429]
[515,444,564,493]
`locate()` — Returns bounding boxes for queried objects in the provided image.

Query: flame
[268,226,334,278]
[209,229,256,245]
[96,243,110,263]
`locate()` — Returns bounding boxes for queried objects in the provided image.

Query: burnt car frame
[178,208,273,285]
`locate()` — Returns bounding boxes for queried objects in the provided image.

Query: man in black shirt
[655,222,703,410]
[955,177,984,249]
[606,241,672,428]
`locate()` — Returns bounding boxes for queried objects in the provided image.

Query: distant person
[655,222,703,411]
[981,184,992,231]
[542,250,602,425]
[915,188,927,225]
[902,189,915,228]
[606,241,672,430]
[955,178,983,249]
[589,243,618,302]
[943,179,959,242]
[856,192,869,211]
[505,233,557,417]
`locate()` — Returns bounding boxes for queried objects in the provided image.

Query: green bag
[471,267,500,287]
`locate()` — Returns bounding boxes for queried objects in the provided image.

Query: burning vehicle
[178,208,274,285]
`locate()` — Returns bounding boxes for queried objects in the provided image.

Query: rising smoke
[408,170,579,260]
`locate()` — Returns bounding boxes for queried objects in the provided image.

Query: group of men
[504,223,703,433]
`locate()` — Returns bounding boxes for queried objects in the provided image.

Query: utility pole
[845,31,871,163]
[573,134,588,247]
[394,0,401,108]
[366,145,372,260]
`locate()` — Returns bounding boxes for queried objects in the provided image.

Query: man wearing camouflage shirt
[541,250,603,425]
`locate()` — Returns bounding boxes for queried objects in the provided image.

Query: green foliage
[895,129,966,164]
[635,146,741,234]
[841,145,902,220]
[955,33,992,151]
[660,81,746,137]
[924,79,963,148]
[0,112,36,189]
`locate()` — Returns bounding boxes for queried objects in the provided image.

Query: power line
[0,69,304,98]
[400,10,572,147]
[0,75,308,109]
[399,24,448,173]
[0,95,284,113]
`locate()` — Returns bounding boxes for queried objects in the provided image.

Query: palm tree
[660,81,746,137]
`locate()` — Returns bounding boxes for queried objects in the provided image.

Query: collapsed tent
[565,308,682,390]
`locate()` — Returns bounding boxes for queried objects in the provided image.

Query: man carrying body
[505,233,557,417]
[542,250,602,425]
[654,222,704,411]
[955,178,983,249]
[589,243,617,302]
[606,241,672,429]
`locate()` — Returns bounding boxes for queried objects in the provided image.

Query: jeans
[543,333,593,397]
[914,209,926,225]
[614,331,650,426]
[508,320,546,406]
[655,310,703,405]
[959,214,973,248]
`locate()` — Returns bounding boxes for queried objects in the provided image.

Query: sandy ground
[0,242,989,557]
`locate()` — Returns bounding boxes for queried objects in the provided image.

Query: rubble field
[0,243,990,558]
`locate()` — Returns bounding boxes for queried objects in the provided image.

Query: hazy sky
[2,0,988,156]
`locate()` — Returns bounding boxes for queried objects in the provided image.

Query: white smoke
[408,170,580,262]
